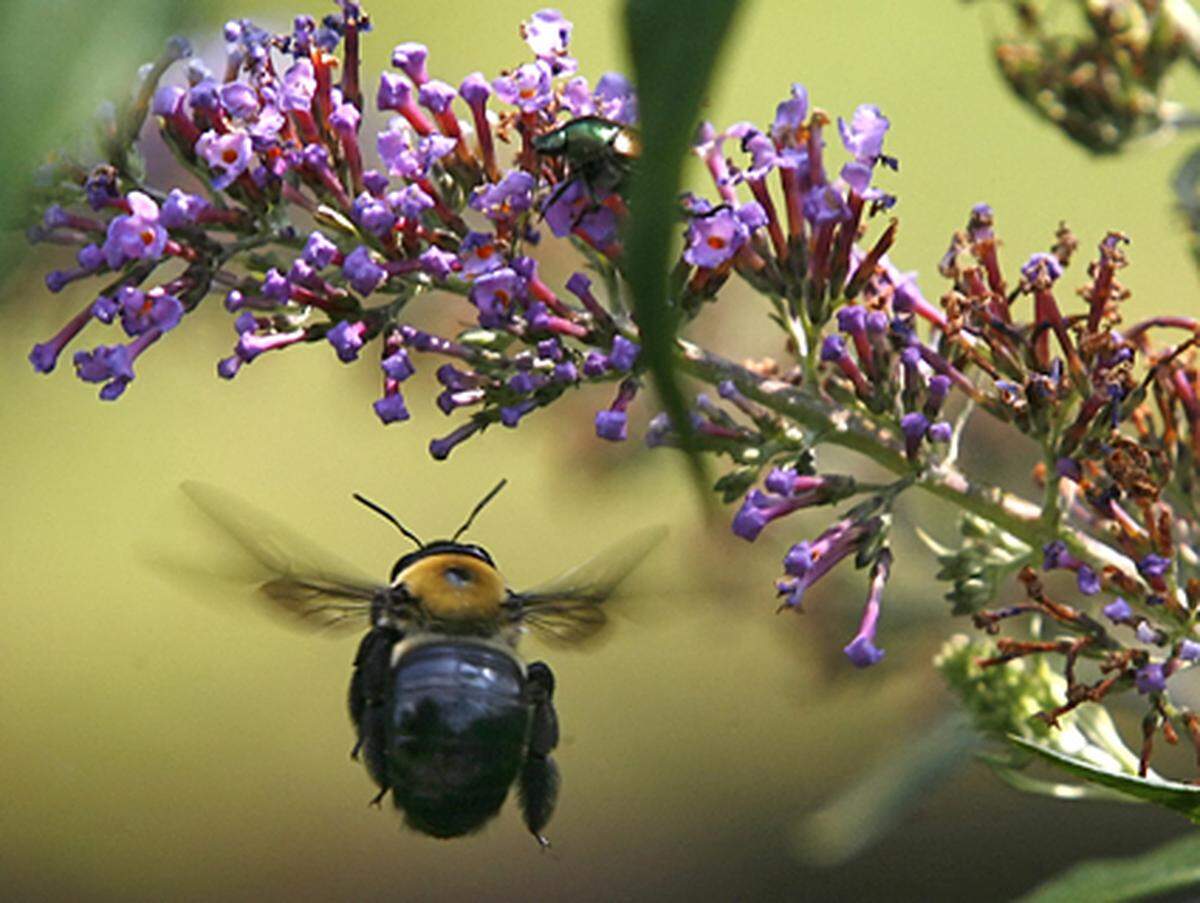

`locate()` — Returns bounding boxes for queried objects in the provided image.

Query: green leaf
[983,756,1137,804]
[1009,735,1200,822]
[1019,833,1200,903]
[1172,143,1200,268]
[794,713,979,865]
[622,0,742,500]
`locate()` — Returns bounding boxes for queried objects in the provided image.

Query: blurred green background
[3,1,1199,900]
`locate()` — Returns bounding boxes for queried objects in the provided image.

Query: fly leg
[567,156,630,230]
[566,168,614,233]
[540,177,575,222]
[519,661,561,848]
[541,174,605,233]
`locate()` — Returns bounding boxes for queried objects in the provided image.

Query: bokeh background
[3,1,1199,900]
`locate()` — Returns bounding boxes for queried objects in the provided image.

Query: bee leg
[525,661,559,757]
[518,754,560,849]
[350,627,402,805]
[348,627,403,759]
[519,661,561,846]
[348,661,367,761]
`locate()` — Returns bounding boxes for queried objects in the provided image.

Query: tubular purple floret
[899,411,929,460]
[843,548,891,668]
[373,385,410,424]
[391,42,429,85]
[234,326,307,363]
[429,419,484,460]
[565,272,614,329]
[732,471,855,542]
[836,304,875,373]
[29,303,97,374]
[694,123,740,206]
[776,516,878,612]
[821,334,872,398]
[594,377,639,443]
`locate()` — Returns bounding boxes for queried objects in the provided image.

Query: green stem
[1038,436,1065,537]
[675,338,1145,586]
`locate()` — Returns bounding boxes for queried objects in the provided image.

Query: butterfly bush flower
[23,1,1200,783]
[102,192,168,268]
[844,549,891,668]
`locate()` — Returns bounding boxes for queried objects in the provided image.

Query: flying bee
[182,479,664,846]
[532,116,640,225]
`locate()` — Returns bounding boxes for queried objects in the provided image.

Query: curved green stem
[676,338,1145,588]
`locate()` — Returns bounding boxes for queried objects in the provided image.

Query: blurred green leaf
[1172,143,1200,267]
[794,713,979,865]
[0,0,197,283]
[1010,735,1200,822]
[1019,832,1200,903]
[622,0,742,501]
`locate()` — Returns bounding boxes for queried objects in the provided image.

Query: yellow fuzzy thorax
[395,553,507,622]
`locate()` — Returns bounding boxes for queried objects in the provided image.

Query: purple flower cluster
[681,88,897,310]
[675,91,968,474]
[28,1,948,491]
[664,100,1200,706]
[29,5,641,452]
[771,512,890,667]
[731,468,856,542]
[925,208,1200,776]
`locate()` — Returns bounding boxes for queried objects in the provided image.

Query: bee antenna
[352,493,424,549]
[451,478,508,542]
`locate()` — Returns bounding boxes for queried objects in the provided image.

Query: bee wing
[507,525,667,648]
[180,481,385,633]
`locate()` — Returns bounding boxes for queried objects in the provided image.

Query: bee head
[354,479,510,623]
[388,541,495,583]
[391,542,506,621]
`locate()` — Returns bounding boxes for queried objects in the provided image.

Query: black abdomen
[392,639,528,735]
[382,639,532,838]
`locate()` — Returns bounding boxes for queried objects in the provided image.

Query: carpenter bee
[182,480,664,846]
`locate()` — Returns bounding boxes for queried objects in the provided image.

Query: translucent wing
[181,481,386,632]
[507,525,668,647]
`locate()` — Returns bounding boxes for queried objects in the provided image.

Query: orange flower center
[222,148,239,164]
[707,235,727,250]
[140,228,157,246]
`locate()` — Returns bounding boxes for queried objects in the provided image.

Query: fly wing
[507,525,667,648]
[181,481,386,632]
